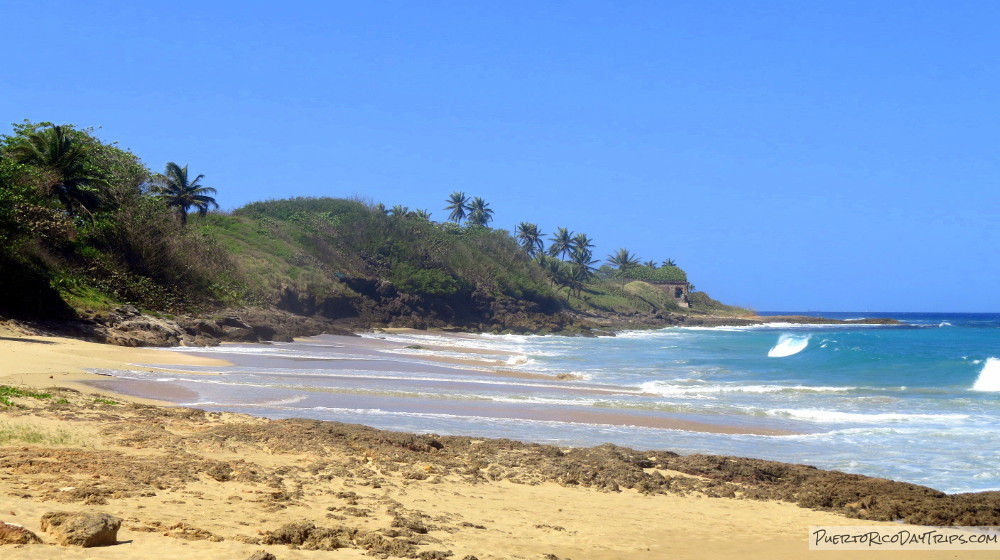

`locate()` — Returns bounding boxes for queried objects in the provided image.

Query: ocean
[89,312,1000,494]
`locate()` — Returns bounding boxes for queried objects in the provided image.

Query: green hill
[0,121,751,332]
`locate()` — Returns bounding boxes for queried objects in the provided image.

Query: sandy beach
[1,324,997,559]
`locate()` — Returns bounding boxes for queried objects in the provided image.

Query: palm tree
[412,209,432,220]
[8,124,103,217]
[662,258,677,267]
[536,254,567,289]
[608,248,641,288]
[572,233,594,253]
[515,222,544,257]
[153,162,218,225]
[567,247,598,298]
[390,204,410,217]
[643,260,658,269]
[548,227,574,260]
[444,191,469,223]
[467,197,494,226]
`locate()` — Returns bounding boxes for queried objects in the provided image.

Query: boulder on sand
[40,511,121,547]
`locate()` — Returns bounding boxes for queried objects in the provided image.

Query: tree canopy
[152,162,219,225]
[444,191,469,223]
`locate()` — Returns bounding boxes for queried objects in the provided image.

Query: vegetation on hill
[0,121,752,329]
[0,121,240,318]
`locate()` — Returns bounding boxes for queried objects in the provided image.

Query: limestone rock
[0,521,42,545]
[40,511,121,547]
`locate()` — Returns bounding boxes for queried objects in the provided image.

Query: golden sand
[0,325,992,558]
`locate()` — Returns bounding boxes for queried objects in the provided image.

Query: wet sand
[79,329,797,436]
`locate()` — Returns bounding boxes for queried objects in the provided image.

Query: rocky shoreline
[0,388,998,557]
[6,305,905,349]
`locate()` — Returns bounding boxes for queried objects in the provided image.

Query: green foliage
[4,124,105,217]
[151,162,218,225]
[515,222,544,257]
[548,227,574,259]
[0,121,242,314]
[390,263,462,296]
[607,248,641,288]
[466,196,494,226]
[618,264,688,284]
[687,291,754,316]
[624,280,682,311]
[569,281,677,315]
[0,386,52,401]
[0,120,749,325]
[0,386,53,409]
[444,191,469,223]
[223,197,564,312]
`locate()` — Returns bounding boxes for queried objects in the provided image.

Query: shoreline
[3,325,999,557]
[2,388,960,560]
[0,327,233,407]
[45,327,798,438]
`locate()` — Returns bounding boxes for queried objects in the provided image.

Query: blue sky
[3,1,998,312]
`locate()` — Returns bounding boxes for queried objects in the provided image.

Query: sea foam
[639,381,853,397]
[971,358,1000,391]
[767,334,810,357]
[766,408,970,423]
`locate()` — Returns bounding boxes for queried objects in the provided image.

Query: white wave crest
[767,334,811,357]
[639,381,854,397]
[971,357,1000,392]
[766,408,969,423]
[506,355,530,366]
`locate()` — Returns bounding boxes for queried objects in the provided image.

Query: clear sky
[3,1,997,312]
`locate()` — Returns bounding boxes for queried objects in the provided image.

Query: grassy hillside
[0,121,752,329]
[197,197,566,327]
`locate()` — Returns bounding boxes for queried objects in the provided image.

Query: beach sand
[0,325,995,559]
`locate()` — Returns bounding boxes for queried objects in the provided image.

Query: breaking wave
[971,358,1000,392]
[767,334,811,357]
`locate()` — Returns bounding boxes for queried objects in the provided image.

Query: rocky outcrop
[34,307,355,348]
[101,305,189,346]
[40,511,121,547]
[0,521,42,545]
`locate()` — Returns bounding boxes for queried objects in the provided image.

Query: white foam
[506,355,530,366]
[971,358,1000,392]
[766,408,970,423]
[767,334,811,357]
[615,329,688,339]
[679,321,895,332]
[639,381,854,396]
[253,395,310,407]
[484,395,603,406]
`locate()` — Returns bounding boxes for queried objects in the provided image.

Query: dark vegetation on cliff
[0,121,752,333]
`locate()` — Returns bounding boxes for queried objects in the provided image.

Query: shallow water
[88,312,1000,493]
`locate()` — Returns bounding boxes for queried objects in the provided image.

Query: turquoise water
[92,312,1000,493]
